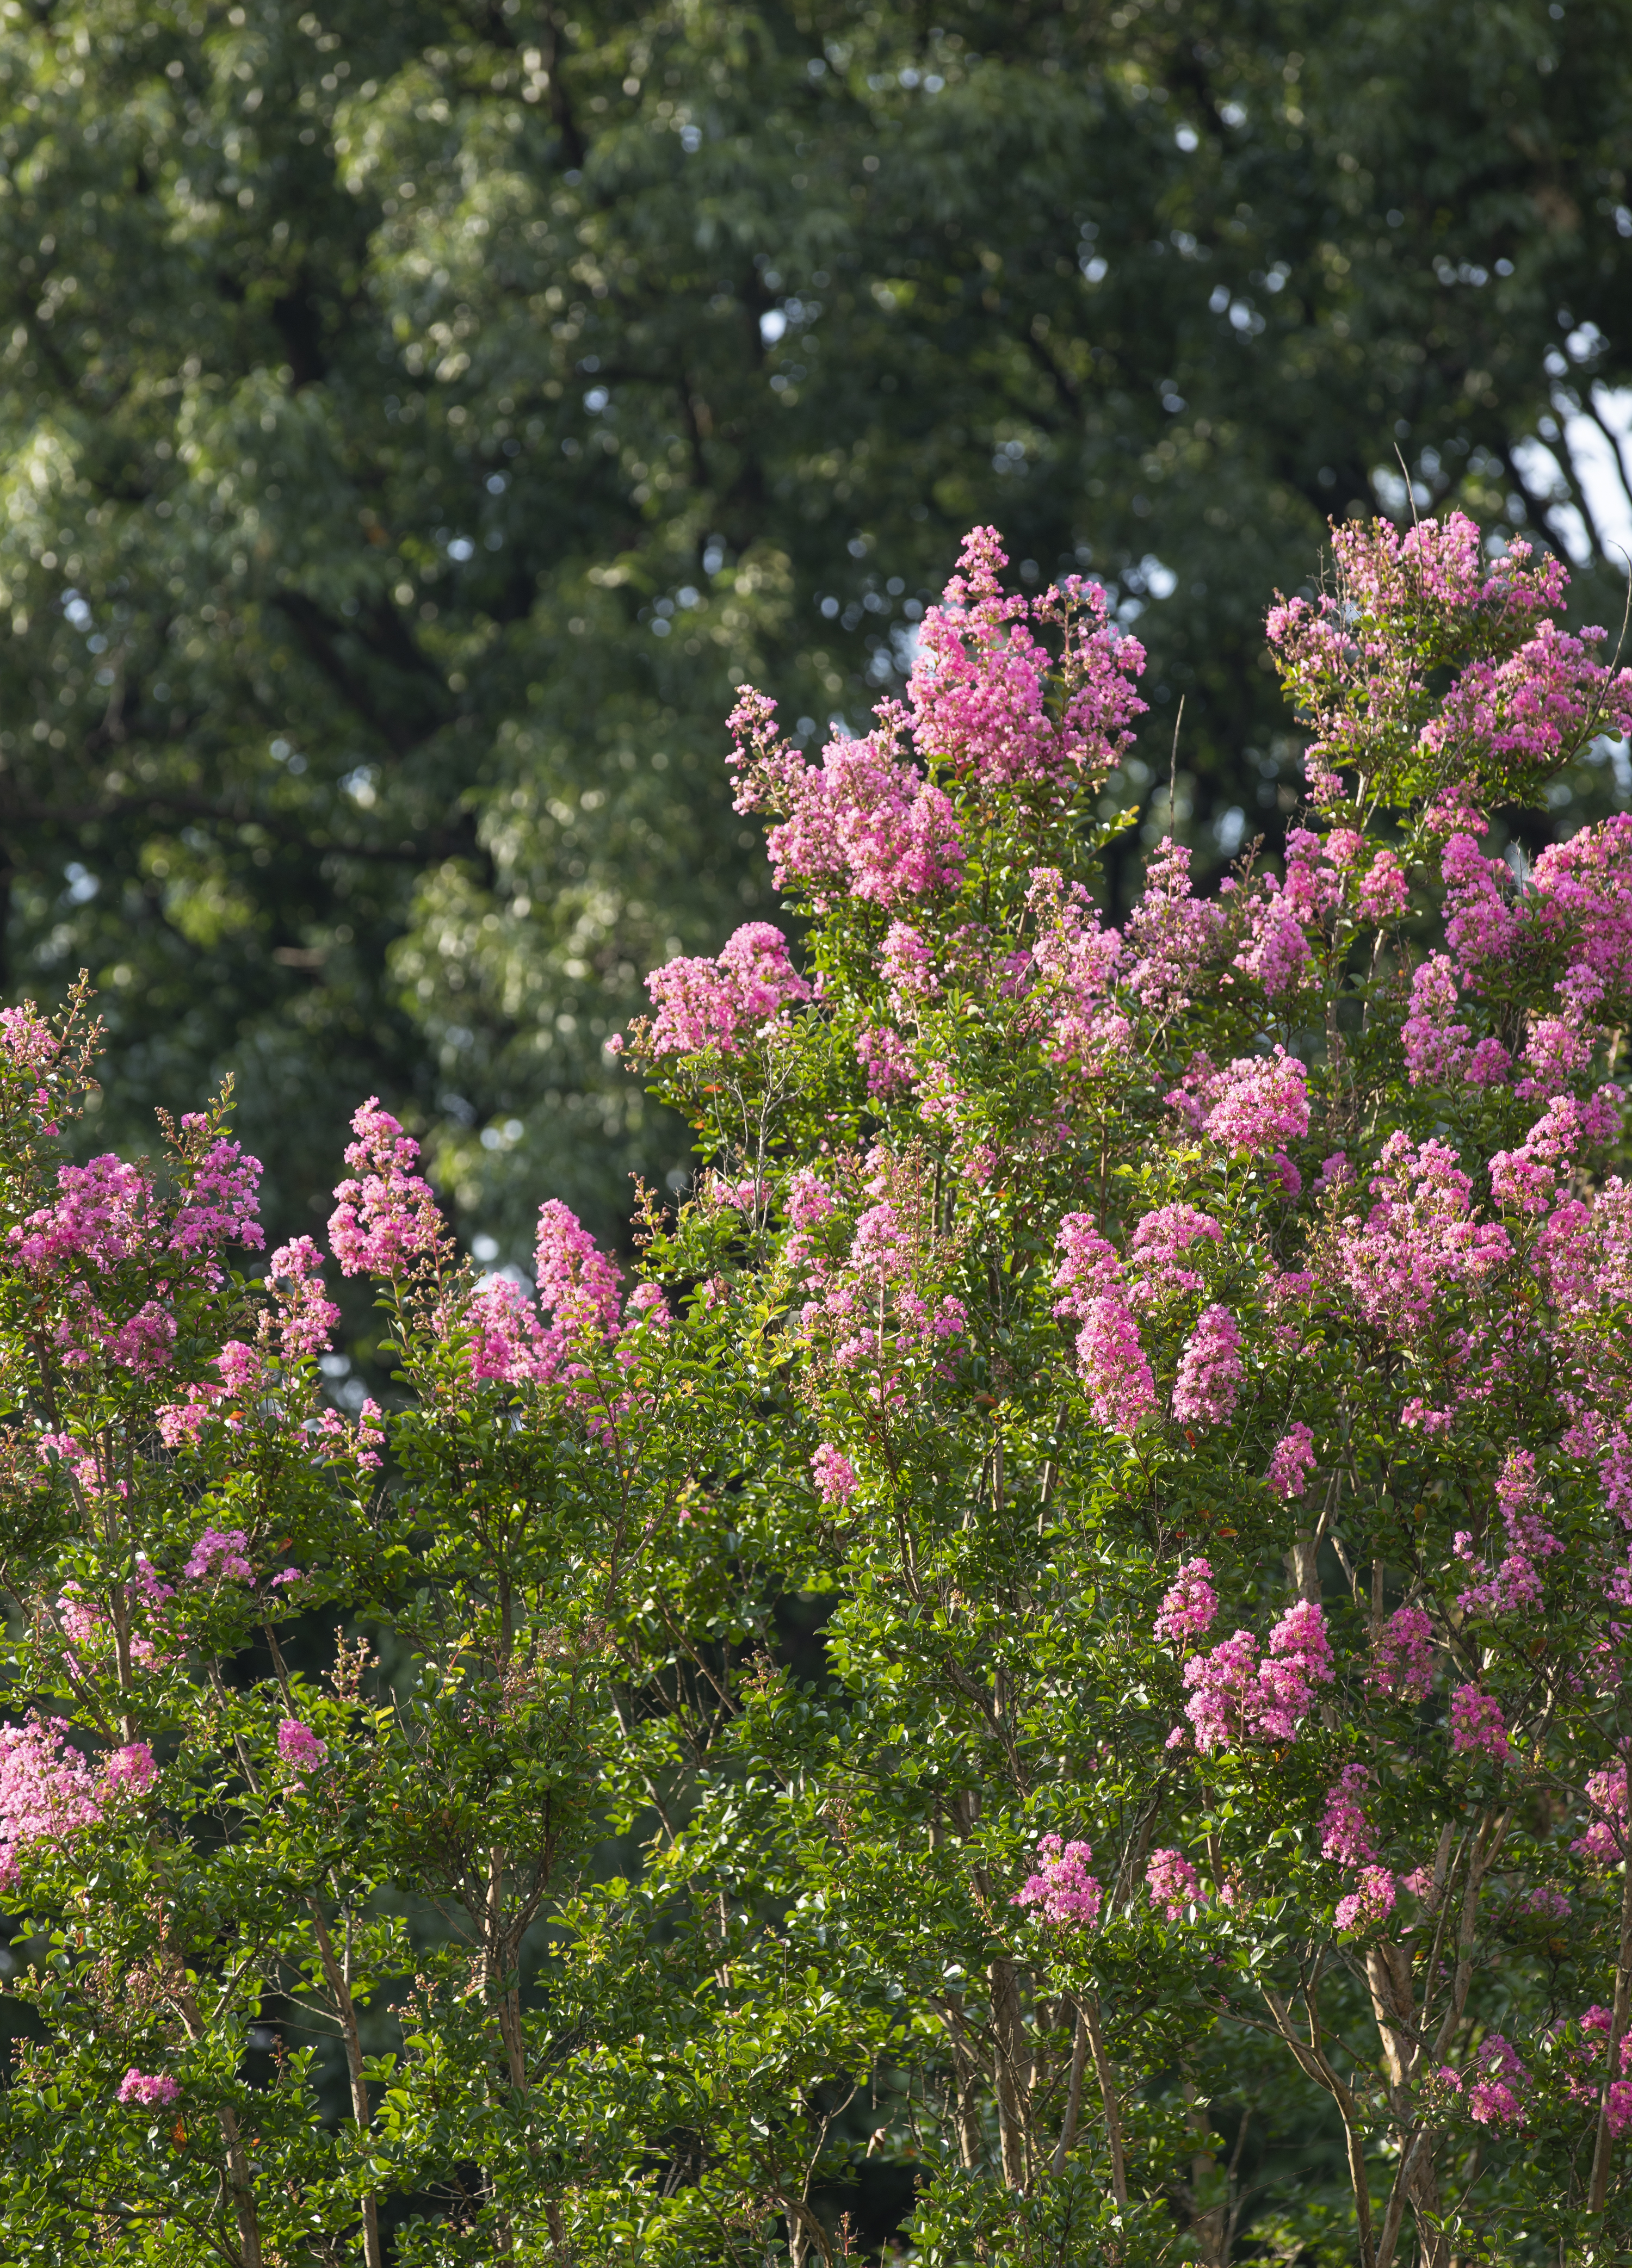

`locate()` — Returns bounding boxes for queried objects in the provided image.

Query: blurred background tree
[2,0,1629,1263]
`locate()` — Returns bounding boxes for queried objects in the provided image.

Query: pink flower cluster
[1154,1558,1218,1648]
[907,525,1146,793]
[465,1199,626,1395]
[0,1717,154,1891]
[1335,1866,1396,1935]
[1455,1449,1565,1626]
[268,1236,339,1360]
[1025,866,1127,1071]
[0,999,60,1078]
[1265,510,1610,809]
[1401,952,1512,1089]
[1372,1603,1435,1701]
[170,1122,265,1265]
[1012,1833,1103,1929]
[728,693,965,912]
[277,1719,326,1772]
[646,922,811,1057]
[1423,617,1632,788]
[1172,1304,1242,1426]
[1052,1215,1155,1433]
[1571,1761,1627,1863]
[118,2069,180,2109]
[1266,1423,1317,1502]
[11,1134,264,1291]
[1201,1049,1310,1152]
[1179,1601,1334,1753]
[329,1099,442,1278]
[811,1444,858,1503]
[1462,2034,1531,2130]
[1146,1846,1201,1922]
[1126,1205,1222,1306]
[1449,1685,1510,1765]
[1320,1765,1378,1866]
[1123,839,1224,1013]
[855,1024,913,1098]
[1329,1132,1510,1338]
[1572,2006,1632,2134]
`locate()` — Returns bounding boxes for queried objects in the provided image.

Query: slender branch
[1588,1746,1632,2210]
[1051,2003,1090,2175]
[1081,1991,1128,2210]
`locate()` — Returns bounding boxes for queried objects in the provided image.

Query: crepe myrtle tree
[4,519,1632,2265]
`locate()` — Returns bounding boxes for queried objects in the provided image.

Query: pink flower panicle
[1335,1866,1396,1935]
[184,1527,254,1585]
[118,2069,180,2109]
[465,1201,630,1397]
[0,1715,105,1889]
[811,1445,858,1503]
[1572,1762,1628,1863]
[646,922,810,1057]
[0,1000,60,1076]
[1012,1833,1103,1929]
[103,1744,158,1795]
[1266,1423,1318,1502]
[1465,2034,1530,2130]
[1123,838,1225,1013]
[907,526,1146,794]
[1052,1215,1155,1432]
[1449,1685,1511,1765]
[856,1024,913,1098]
[267,1237,339,1360]
[1146,1846,1200,1922]
[728,698,965,911]
[277,1719,326,1772]
[11,1154,155,1274]
[328,1100,442,1278]
[170,1126,264,1263]
[1265,510,1620,810]
[1203,1049,1310,1152]
[1373,1604,1435,1702]
[1154,1558,1218,1648]
[1320,1767,1378,1867]
[1172,1305,1242,1426]
[535,1201,623,1353]
[1183,1601,1334,1755]
[1072,1293,1157,1433]
[1025,867,1126,1070]
[1125,1205,1222,1305]
[1331,1131,1510,1339]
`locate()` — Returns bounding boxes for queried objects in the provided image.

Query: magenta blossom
[1012,1833,1103,1929]
[1146,1847,1200,1922]
[1335,1867,1396,1935]
[0,1715,105,1889]
[811,1445,858,1503]
[646,921,810,1057]
[1373,1604,1435,1702]
[1203,1048,1310,1151]
[118,2069,180,2109]
[1172,1304,1242,1426]
[103,1744,158,1796]
[1154,1558,1218,1649]
[268,1237,339,1359]
[1320,1766,1377,1867]
[1449,1685,1511,1765]
[1266,1423,1318,1501]
[277,1719,326,1773]
[329,1099,442,1278]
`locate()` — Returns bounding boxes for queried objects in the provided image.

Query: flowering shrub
[4,518,1632,2263]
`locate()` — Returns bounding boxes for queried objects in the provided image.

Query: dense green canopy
[2,0,1629,1254]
